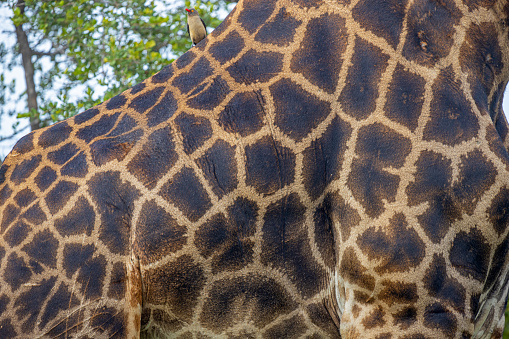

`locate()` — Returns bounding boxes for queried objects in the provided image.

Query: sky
[1,2,509,159]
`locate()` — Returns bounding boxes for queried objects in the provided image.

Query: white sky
[1,2,509,159]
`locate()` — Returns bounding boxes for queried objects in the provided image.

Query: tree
[0,0,233,155]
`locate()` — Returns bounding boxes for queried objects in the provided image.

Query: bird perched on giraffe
[185,8,207,45]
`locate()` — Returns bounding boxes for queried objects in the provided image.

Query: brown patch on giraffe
[449,228,491,282]
[4,252,32,291]
[407,151,459,243]
[76,112,120,143]
[129,86,165,114]
[485,233,509,293]
[291,13,346,93]
[357,213,425,274]
[353,0,408,49]
[106,93,127,110]
[144,255,205,323]
[127,126,178,189]
[21,202,46,225]
[302,116,351,200]
[403,0,460,66]
[339,38,389,120]
[89,305,126,337]
[378,280,418,307]
[196,140,238,198]
[34,166,57,192]
[423,303,457,338]
[486,125,509,171]
[352,305,361,318]
[245,136,296,195]
[88,171,140,255]
[393,306,417,330]
[195,211,255,274]
[14,276,57,332]
[218,90,265,137]
[175,50,196,69]
[261,193,327,298]
[135,200,187,265]
[90,129,143,166]
[108,262,126,300]
[210,31,245,64]
[238,0,276,33]
[48,142,79,165]
[453,150,496,215]
[152,63,174,84]
[187,75,231,110]
[11,133,34,154]
[38,121,72,148]
[74,107,100,124]
[255,7,301,47]
[10,155,41,185]
[0,182,11,205]
[61,151,88,177]
[227,50,283,85]
[335,195,361,242]
[174,112,212,155]
[0,319,16,338]
[384,64,425,131]
[146,91,178,127]
[0,203,18,233]
[159,167,212,222]
[45,181,79,214]
[271,78,331,141]
[13,188,36,207]
[199,273,297,332]
[348,123,410,217]
[354,290,375,304]
[55,197,95,237]
[424,67,479,146]
[423,254,466,312]
[130,81,146,94]
[173,57,213,94]
[459,23,503,114]
[3,220,31,247]
[340,247,375,291]
[22,229,59,268]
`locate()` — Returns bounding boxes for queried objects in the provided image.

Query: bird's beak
[185,8,191,12]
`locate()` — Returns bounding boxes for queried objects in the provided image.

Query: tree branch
[14,0,40,131]
[31,48,65,58]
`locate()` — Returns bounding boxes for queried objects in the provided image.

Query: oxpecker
[186,8,207,45]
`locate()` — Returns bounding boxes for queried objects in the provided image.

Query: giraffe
[1,0,509,337]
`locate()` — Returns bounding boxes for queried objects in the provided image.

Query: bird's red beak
[185,8,191,12]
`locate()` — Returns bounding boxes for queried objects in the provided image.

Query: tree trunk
[14,0,39,131]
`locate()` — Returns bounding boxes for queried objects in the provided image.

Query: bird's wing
[201,18,207,34]
[187,23,189,35]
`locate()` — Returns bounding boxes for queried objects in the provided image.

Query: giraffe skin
[2,0,509,338]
